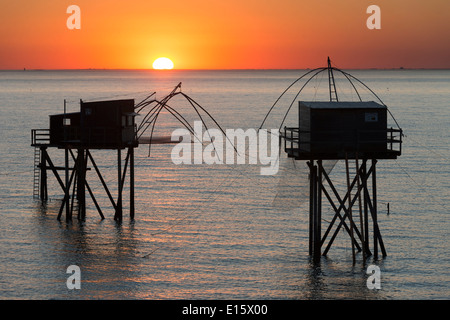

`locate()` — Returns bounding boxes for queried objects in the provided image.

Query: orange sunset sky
[0,0,449,70]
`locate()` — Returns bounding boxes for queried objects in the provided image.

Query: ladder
[327,57,339,102]
[33,147,40,198]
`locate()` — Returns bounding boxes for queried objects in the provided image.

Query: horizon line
[2,67,450,72]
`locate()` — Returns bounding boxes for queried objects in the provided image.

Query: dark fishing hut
[276,58,403,263]
[32,99,138,222]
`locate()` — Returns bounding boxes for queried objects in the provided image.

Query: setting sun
[152,57,174,70]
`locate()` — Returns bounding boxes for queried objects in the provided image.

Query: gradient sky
[0,0,449,69]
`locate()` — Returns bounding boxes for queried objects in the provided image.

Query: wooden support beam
[42,145,135,221]
[130,147,135,220]
[39,147,48,201]
[320,183,363,253]
[85,180,105,220]
[307,160,321,263]
[345,154,356,265]
[65,148,71,221]
[316,160,322,260]
[371,159,387,258]
[37,165,90,171]
[363,160,370,255]
[321,161,375,257]
[87,150,117,210]
[43,150,67,193]
[57,160,76,221]
[320,162,371,255]
[119,147,130,193]
[71,170,77,218]
[308,161,313,256]
[115,148,123,221]
[321,163,368,238]
[76,149,86,220]
[312,162,319,262]
[356,156,366,263]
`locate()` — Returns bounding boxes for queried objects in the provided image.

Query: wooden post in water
[65,147,71,222]
[372,159,378,259]
[356,156,366,263]
[345,153,356,265]
[308,160,321,263]
[308,161,314,256]
[115,148,123,221]
[363,160,370,254]
[39,146,48,201]
[130,147,135,220]
[316,160,322,261]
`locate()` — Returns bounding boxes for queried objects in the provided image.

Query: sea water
[0,69,448,299]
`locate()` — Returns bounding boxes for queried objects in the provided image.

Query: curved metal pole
[278,68,328,131]
[180,92,238,154]
[259,67,327,130]
[333,68,362,102]
[339,70,402,130]
[134,92,156,112]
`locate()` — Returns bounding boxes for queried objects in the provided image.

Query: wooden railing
[31,129,50,146]
[282,127,403,155]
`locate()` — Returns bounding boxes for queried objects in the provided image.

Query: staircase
[33,147,41,198]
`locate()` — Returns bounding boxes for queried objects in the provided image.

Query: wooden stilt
[345,153,356,265]
[320,181,363,253]
[65,148,71,222]
[76,149,86,220]
[130,147,135,219]
[371,159,387,258]
[308,160,321,263]
[87,150,117,210]
[71,170,77,218]
[115,148,123,221]
[42,151,66,195]
[120,148,130,193]
[39,147,48,201]
[57,160,76,221]
[308,161,314,256]
[312,163,319,262]
[356,156,366,263]
[372,159,378,259]
[85,181,105,219]
[363,160,370,255]
[316,160,322,260]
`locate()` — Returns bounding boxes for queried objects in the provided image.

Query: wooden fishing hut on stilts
[263,58,403,264]
[31,83,228,223]
[31,99,138,222]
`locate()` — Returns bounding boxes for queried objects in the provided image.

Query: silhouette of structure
[262,58,403,263]
[31,83,228,223]
[32,99,138,222]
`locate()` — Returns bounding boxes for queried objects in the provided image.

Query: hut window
[63,118,71,126]
[365,112,378,122]
[122,115,133,127]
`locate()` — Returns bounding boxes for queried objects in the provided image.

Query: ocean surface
[0,69,448,300]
